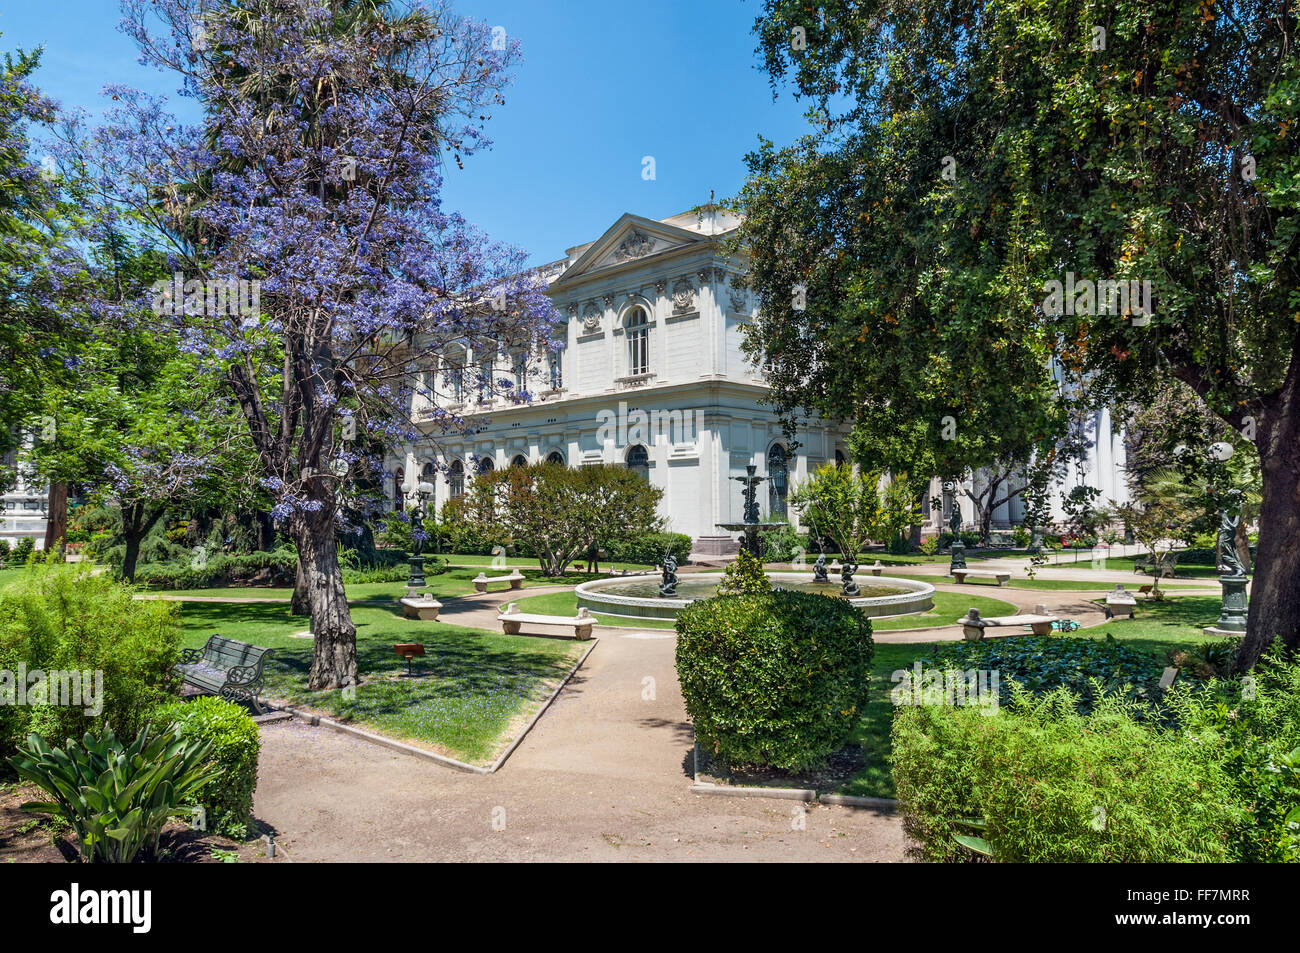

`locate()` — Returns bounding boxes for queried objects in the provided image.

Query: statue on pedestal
[659,553,679,597]
[1216,489,1248,578]
[841,559,860,596]
[812,552,829,584]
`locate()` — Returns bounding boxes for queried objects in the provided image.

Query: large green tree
[738,0,1300,670]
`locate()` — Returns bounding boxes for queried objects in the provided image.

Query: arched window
[477,456,495,475]
[448,460,465,499]
[626,444,649,481]
[422,462,436,481]
[510,454,528,468]
[834,448,846,467]
[392,467,405,512]
[546,451,565,466]
[625,306,649,376]
[768,444,789,518]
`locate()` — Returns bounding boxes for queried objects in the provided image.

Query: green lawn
[0,567,24,590]
[509,590,679,629]
[177,601,585,765]
[842,595,1229,798]
[152,566,602,602]
[869,590,1016,631]
[1046,555,1223,578]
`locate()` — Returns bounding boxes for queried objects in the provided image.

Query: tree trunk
[1237,433,1300,671]
[120,504,165,584]
[43,482,67,552]
[296,512,356,690]
[290,560,310,616]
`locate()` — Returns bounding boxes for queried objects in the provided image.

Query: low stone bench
[869,560,885,576]
[498,603,594,641]
[951,569,1012,587]
[473,569,525,593]
[1104,586,1137,619]
[399,595,443,621]
[957,608,1058,640]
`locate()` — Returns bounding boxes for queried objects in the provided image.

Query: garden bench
[175,635,276,714]
[951,569,1012,587]
[497,603,594,640]
[957,608,1058,640]
[1134,553,1178,576]
[869,560,885,576]
[473,569,525,593]
[1104,585,1137,619]
[399,594,443,621]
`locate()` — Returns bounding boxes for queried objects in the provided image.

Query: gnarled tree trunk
[290,560,310,617]
[295,510,356,690]
[1237,368,1300,672]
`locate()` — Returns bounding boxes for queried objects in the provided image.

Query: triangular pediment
[552,213,711,286]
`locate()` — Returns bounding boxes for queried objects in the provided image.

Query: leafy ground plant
[7,726,216,863]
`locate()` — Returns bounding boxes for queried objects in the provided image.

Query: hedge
[158,696,261,839]
[892,687,1238,862]
[675,590,872,771]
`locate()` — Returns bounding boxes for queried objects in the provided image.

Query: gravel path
[252,602,910,862]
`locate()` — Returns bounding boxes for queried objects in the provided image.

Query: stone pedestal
[949,540,968,573]
[406,555,428,593]
[1205,574,1249,636]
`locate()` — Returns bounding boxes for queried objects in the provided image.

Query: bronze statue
[1216,489,1248,577]
[659,553,679,597]
[841,559,860,597]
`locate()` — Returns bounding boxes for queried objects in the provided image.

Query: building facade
[391,206,1127,548]
[1,439,49,551]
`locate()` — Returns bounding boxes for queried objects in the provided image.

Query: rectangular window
[629,327,648,376]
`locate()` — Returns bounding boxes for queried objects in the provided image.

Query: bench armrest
[178,648,204,665]
[225,664,263,686]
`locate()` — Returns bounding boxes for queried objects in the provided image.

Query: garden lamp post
[402,478,435,595]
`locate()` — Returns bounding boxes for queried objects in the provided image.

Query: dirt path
[253,621,909,862]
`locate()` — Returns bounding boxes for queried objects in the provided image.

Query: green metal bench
[176,635,277,714]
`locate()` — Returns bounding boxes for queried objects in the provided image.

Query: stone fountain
[715,464,786,558]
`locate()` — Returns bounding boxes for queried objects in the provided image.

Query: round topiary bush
[675,590,873,772]
[158,696,260,838]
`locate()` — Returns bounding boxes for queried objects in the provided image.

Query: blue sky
[0,0,813,265]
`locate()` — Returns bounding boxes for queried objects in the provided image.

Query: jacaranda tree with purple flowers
[68,0,557,689]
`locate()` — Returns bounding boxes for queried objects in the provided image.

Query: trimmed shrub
[158,696,260,838]
[676,590,873,771]
[716,550,772,595]
[0,562,180,761]
[606,531,692,567]
[892,687,1237,862]
[11,537,34,564]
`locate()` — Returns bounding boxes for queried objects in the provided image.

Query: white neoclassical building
[1,440,49,551]
[395,205,848,549]
[392,205,1128,549]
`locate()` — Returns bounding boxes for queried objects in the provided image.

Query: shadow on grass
[176,601,584,763]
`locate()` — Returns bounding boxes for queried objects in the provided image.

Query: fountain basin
[575,572,935,622]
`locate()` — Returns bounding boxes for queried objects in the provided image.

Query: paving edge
[266,637,599,776]
[691,739,898,809]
